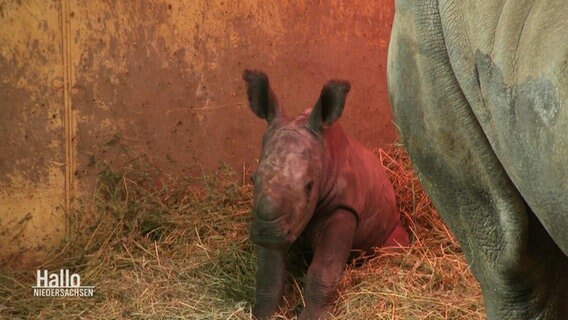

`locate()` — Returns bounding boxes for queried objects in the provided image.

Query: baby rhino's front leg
[252,248,287,319]
[300,209,357,320]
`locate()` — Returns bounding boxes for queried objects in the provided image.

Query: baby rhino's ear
[309,80,351,132]
[242,70,283,123]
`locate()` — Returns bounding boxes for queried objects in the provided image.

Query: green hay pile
[0,146,483,319]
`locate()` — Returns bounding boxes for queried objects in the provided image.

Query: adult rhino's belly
[474,53,568,255]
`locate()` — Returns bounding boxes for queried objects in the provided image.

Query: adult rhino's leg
[299,209,356,320]
[387,0,568,319]
[252,247,287,319]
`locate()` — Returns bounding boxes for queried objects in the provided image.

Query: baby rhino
[243,70,409,320]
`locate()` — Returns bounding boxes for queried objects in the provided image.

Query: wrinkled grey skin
[387,1,568,319]
[243,70,408,320]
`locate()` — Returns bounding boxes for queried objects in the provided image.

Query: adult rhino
[387,1,568,319]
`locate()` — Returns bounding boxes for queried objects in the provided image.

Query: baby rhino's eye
[304,181,314,194]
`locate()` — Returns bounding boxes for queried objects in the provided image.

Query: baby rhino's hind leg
[383,221,409,247]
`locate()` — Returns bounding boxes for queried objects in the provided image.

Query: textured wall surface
[0,0,395,267]
[0,1,66,267]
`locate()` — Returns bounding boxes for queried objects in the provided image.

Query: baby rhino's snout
[250,193,294,249]
[253,194,284,221]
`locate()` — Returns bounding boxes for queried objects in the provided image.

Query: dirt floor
[0,145,483,319]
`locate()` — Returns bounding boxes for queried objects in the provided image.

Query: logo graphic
[33,269,95,297]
